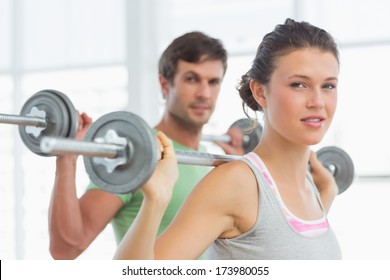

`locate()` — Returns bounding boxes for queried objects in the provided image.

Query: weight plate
[50,89,79,139]
[316,146,355,194]
[230,118,263,153]
[83,111,159,194]
[19,90,78,156]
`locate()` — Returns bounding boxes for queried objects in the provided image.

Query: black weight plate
[317,146,355,194]
[230,118,263,153]
[83,111,159,194]
[19,90,74,156]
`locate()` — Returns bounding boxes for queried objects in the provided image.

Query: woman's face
[261,48,339,146]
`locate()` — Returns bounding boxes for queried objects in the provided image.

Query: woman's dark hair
[237,18,339,112]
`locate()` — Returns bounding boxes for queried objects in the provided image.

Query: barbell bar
[0,89,79,156]
[201,118,263,153]
[40,111,354,195]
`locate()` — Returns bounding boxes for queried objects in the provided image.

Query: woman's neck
[255,132,311,187]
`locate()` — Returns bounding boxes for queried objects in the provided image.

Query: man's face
[163,59,225,128]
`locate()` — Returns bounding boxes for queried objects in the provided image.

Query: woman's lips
[300,116,325,128]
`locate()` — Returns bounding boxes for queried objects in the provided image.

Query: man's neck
[155,118,203,150]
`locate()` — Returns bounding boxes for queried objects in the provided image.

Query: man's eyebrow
[182,70,199,76]
[182,71,222,81]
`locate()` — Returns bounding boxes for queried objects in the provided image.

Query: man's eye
[185,76,195,82]
[209,79,220,86]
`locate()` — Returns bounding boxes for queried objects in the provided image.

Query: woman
[114,18,341,260]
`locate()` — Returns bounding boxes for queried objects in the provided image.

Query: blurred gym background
[1,0,389,259]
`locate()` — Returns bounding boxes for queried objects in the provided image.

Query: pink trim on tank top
[244,152,329,237]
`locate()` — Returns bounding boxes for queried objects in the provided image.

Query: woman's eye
[290,82,304,88]
[323,83,336,90]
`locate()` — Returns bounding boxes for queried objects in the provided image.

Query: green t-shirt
[86,140,211,244]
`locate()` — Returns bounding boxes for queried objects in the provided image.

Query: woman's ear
[159,75,170,99]
[250,80,267,109]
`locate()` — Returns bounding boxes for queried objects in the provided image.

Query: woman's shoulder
[197,158,259,235]
[207,157,252,177]
[198,159,257,198]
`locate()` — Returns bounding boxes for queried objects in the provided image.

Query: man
[48,31,242,259]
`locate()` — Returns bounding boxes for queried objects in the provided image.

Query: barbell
[0,89,78,156]
[201,118,262,153]
[39,111,355,195]
[0,90,260,155]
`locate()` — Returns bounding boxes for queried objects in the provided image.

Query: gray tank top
[205,155,342,260]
